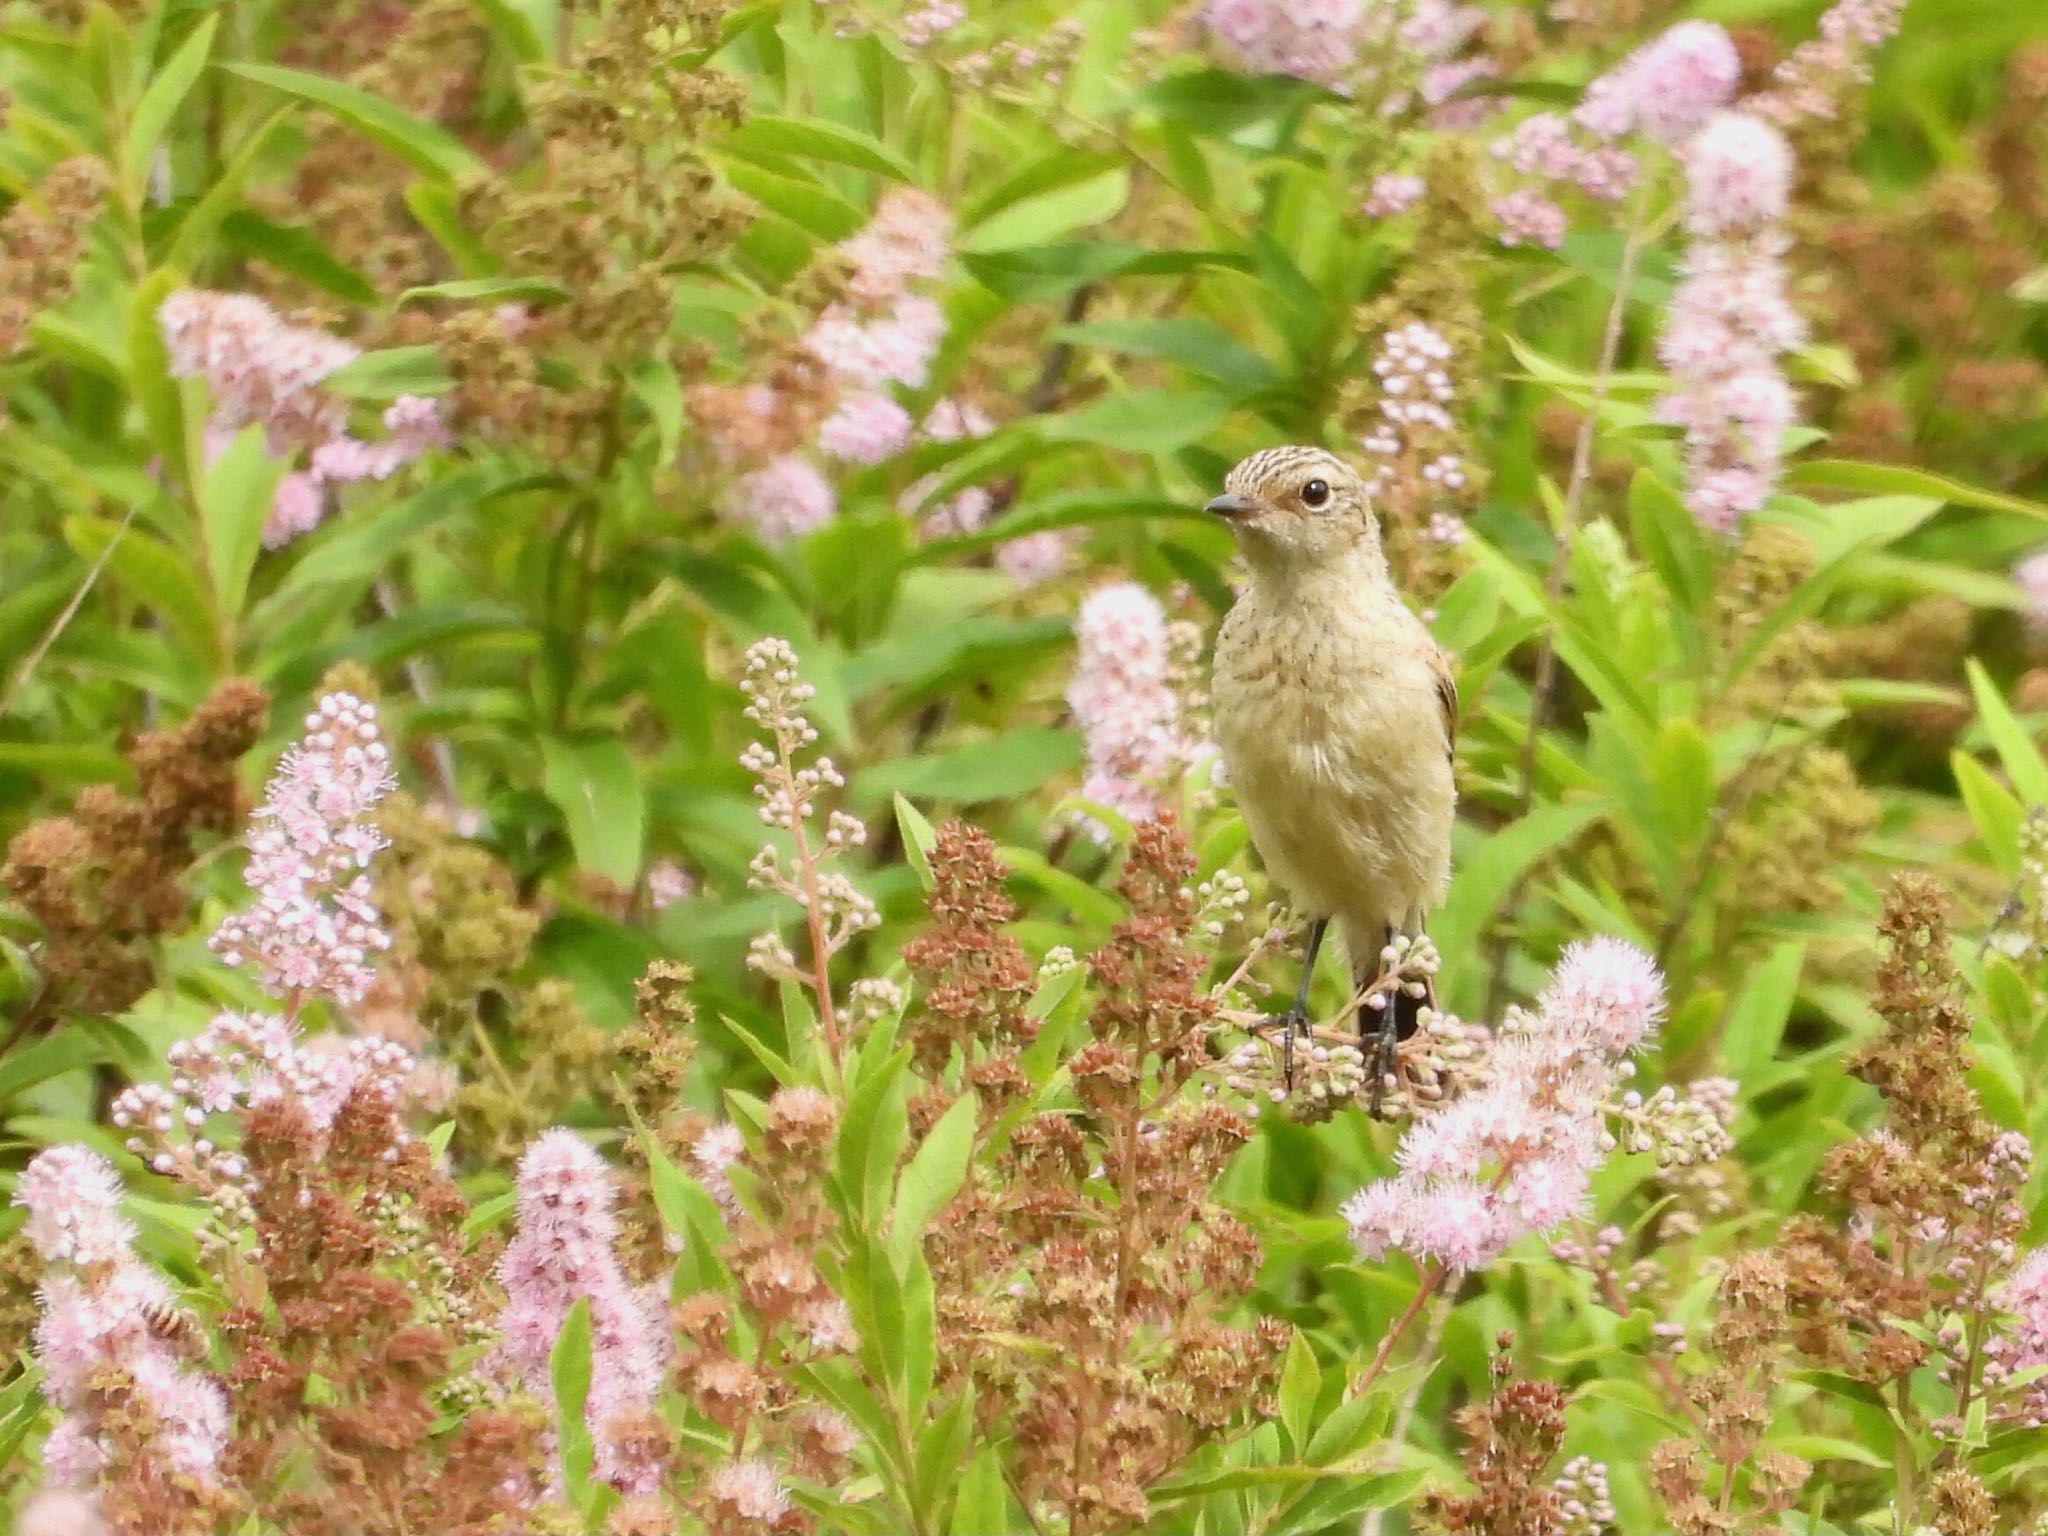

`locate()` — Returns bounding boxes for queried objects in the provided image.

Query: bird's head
[1205,446,1384,578]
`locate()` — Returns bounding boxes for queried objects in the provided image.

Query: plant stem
[779,722,843,1065]
[1484,193,1653,1018]
[1357,1262,1448,1397]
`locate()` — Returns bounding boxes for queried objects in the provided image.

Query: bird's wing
[1431,647,1457,761]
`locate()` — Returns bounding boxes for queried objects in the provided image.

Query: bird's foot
[1254,1006,1310,1089]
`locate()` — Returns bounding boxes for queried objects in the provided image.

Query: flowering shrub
[2,0,2048,1533]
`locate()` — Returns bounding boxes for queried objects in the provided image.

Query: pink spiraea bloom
[1361,321,1466,498]
[15,1146,135,1268]
[691,1122,745,1214]
[706,1458,791,1524]
[161,289,356,448]
[15,1146,230,1490]
[732,455,837,544]
[841,189,953,305]
[1067,582,1192,834]
[1754,0,1906,123]
[1576,20,1741,144]
[112,1014,420,1193]
[2016,549,2048,634]
[493,1130,670,1494]
[1654,112,1804,534]
[646,859,695,910]
[803,293,946,391]
[1989,1248,2048,1427]
[1363,173,1427,218]
[904,398,999,536]
[1679,112,1795,238]
[817,391,914,463]
[996,529,1072,588]
[163,293,446,548]
[210,692,396,1005]
[1491,188,1567,249]
[1343,938,1666,1273]
[1539,935,1666,1055]
[1203,0,1368,85]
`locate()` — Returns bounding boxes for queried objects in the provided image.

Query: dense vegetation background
[2,0,2048,1531]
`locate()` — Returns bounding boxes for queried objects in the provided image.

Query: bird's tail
[1354,953,1431,1043]
[1349,924,1432,1043]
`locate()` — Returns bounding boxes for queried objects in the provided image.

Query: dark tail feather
[1356,927,1433,1044]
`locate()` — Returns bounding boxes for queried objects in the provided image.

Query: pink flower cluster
[160,291,446,547]
[15,1146,230,1490]
[1363,173,1426,219]
[1360,321,1468,540]
[1575,20,1742,145]
[1067,583,1191,834]
[727,190,954,544]
[1480,20,1739,253]
[1202,0,1374,86]
[1486,112,1638,250]
[491,1130,670,1494]
[1988,1248,2048,1428]
[2016,549,2048,633]
[1202,0,1486,100]
[209,692,396,1005]
[1343,937,1665,1273]
[112,1013,419,1192]
[1654,113,1804,533]
[1754,0,1906,123]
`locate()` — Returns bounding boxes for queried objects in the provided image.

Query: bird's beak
[1205,492,1257,520]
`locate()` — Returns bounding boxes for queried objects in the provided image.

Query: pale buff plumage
[1207,446,1457,994]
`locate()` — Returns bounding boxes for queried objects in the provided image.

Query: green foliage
[1,0,2047,1531]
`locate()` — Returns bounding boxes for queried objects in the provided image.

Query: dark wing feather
[1432,648,1457,762]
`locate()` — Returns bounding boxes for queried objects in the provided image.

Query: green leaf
[1966,658,2048,808]
[961,167,1130,253]
[63,514,218,666]
[1052,317,1277,390]
[219,212,379,305]
[1765,1433,1889,1469]
[541,737,646,887]
[1435,801,1609,1010]
[551,1297,595,1513]
[221,62,485,180]
[1953,751,2024,878]
[950,1444,1009,1536]
[1721,942,1804,1079]
[1277,1330,1320,1455]
[0,1027,122,1105]
[724,114,917,181]
[125,15,217,181]
[858,729,1084,807]
[889,1091,977,1272]
[837,1047,912,1229]
[398,276,571,307]
[893,792,937,891]
[1040,387,1236,453]
[201,425,287,621]
[1786,458,2048,522]
[322,345,454,400]
[128,267,192,490]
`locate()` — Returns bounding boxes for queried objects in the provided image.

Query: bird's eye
[1301,478,1330,509]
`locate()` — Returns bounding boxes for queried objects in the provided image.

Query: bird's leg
[1366,923,1405,1119]
[1367,999,1398,1118]
[1258,916,1327,1089]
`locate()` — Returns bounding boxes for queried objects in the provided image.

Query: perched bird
[1206,446,1457,1109]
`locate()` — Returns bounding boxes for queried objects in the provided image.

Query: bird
[1206,445,1457,1112]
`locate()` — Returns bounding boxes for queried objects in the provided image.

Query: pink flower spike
[1540,936,1666,1054]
